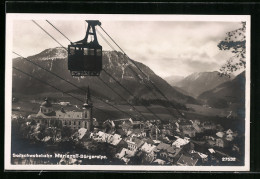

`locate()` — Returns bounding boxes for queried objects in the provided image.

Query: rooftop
[177,154,198,166]
[41,98,52,107]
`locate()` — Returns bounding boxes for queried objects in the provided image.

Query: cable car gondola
[68,20,102,76]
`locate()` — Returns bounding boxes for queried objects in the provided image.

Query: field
[12,92,245,132]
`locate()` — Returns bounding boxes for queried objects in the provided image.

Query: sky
[12,20,243,78]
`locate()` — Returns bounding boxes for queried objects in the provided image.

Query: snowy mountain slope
[12,47,198,106]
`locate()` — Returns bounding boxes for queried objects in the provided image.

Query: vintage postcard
[5,14,250,171]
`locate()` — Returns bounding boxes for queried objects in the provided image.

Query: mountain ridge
[12,47,198,107]
[198,71,245,110]
[174,71,233,98]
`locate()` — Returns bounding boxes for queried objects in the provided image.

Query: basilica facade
[29,89,94,131]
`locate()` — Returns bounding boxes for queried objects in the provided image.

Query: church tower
[83,86,93,131]
[39,97,54,115]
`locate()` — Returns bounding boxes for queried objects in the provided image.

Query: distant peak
[29,47,68,60]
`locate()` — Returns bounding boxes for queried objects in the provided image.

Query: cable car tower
[68,20,102,76]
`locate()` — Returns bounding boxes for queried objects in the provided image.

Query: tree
[61,126,73,139]
[218,22,246,76]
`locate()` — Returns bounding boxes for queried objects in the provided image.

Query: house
[115,148,135,160]
[189,151,208,164]
[59,102,71,106]
[190,150,208,160]
[140,142,157,163]
[155,142,182,163]
[156,142,171,152]
[216,132,225,138]
[153,140,161,145]
[192,122,202,133]
[132,120,143,129]
[226,134,234,141]
[201,122,216,130]
[226,129,233,135]
[206,139,216,147]
[102,120,116,133]
[131,129,146,138]
[152,159,166,165]
[208,148,216,154]
[97,131,113,143]
[178,120,193,129]
[121,122,133,134]
[109,134,122,146]
[172,137,190,148]
[215,138,228,148]
[177,154,198,166]
[141,142,156,154]
[143,138,155,145]
[126,137,144,151]
[181,126,196,137]
[194,120,201,125]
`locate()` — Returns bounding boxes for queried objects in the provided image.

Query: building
[29,87,94,131]
[155,142,182,163]
[192,122,202,133]
[215,138,228,148]
[177,154,198,166]
[181,126,196,137]
[126,136,144,152]
[201,121,217,130]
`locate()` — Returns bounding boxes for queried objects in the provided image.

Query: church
[28,87,95,131]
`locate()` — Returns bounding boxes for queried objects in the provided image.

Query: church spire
[87,86,91,103]
[83,86,92,108]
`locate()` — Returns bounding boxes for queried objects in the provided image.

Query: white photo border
[5,13,251,171]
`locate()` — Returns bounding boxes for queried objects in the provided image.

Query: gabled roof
[116,128,126,136]
[166,146,176,154]
[226,129,233,134]
[177,154,198,166]
[133,138,144,148]
[172,138,190,148]
[36,111,56,118]
[110,134,122,146]
[153,159,166,165]
[141,142,156,153]
[156,142,171,150]
[56,111,83,119]
[143,138,155,145]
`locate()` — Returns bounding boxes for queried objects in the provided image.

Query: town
[11,90,244,166]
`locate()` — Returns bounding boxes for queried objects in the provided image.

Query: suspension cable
[46,20,72,43]
[32,20,173,120]
[35,19,162,120]
[97,76,148,121]
[41,19,150,120]
[32,20,68,51]
[97,28,178,119]
[96,28,175,119]
[13,52,134,119]
[13,66,114,119]
[99,25,185,118]
[102,69,164,120]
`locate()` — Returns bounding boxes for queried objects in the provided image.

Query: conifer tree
[218,22,246,76]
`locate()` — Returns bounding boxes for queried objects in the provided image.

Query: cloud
[12,20,244,78]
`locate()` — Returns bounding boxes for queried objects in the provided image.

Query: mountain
[164,75,184,86]
[12,47,198,106]
[198,71,245,110]
[175,71,232,98]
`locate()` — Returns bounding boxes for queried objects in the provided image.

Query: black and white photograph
[5,14,250,171]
